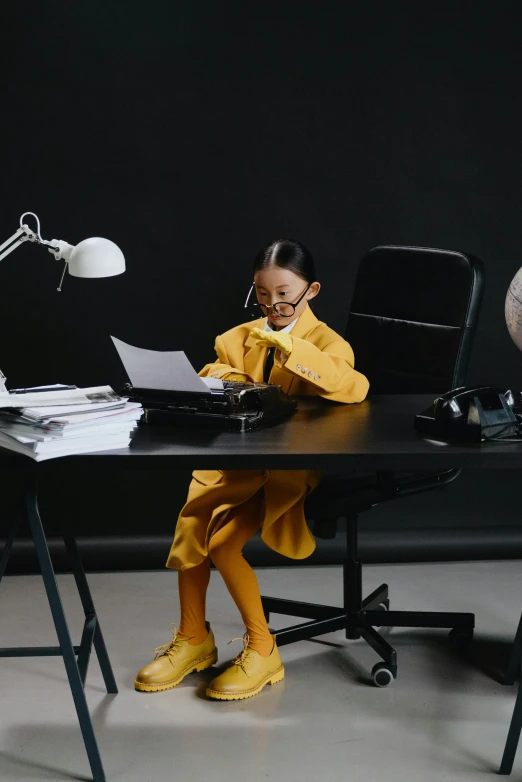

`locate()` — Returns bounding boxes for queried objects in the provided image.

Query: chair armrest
[377,468,461,497]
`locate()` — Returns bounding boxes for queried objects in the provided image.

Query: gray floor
[1,561,521,782]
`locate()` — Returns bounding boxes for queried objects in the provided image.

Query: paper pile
[0,385,142,461]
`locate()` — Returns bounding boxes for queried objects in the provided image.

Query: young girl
[134,239,369,701]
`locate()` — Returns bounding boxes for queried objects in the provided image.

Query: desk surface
[1,395,522,472]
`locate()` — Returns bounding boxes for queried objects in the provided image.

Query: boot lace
[153,623,191,667]
[228,633,256,674]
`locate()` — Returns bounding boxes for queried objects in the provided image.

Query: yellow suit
[166,305,369,570]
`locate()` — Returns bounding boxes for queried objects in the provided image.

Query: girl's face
[253,267,320,330]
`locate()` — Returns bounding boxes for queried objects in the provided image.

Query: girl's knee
[208,534,240,565]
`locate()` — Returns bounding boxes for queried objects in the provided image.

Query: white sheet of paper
[111,336,210,394]
[0,386,120,409]
[201,377,224,390]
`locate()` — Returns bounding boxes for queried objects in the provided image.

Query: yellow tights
[178,493,274,657]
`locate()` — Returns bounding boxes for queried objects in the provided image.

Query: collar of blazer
[243,304,320,382]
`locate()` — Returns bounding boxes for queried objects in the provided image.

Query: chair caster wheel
[371,663,395,687]
[448,628,473,650]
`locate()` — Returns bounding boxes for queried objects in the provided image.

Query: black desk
[3,394,522,473]
[1,394,522,782]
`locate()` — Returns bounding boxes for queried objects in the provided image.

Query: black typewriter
[124,381,297,432]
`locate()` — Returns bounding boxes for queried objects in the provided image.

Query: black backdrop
[2,1,522,571]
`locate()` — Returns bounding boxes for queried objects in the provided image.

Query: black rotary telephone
[414,386,521,442]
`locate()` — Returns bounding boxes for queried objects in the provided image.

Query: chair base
[261,515,475,687]
[261,586,475,686]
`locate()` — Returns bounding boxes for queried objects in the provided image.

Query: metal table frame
[0,473,117,782]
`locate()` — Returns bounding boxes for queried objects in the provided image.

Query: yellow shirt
[166,304,369,570]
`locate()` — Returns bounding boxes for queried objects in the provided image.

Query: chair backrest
[345,245,485,394]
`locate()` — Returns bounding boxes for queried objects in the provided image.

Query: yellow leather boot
[134,622,218,692]
[206,634,284,701]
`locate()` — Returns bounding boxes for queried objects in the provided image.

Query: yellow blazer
[166,305,369,570]
[200,303,369,402]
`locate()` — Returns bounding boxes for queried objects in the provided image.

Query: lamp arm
[0,213,62,264]
[0,226,33,262]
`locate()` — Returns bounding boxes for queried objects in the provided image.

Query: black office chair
[261,245,485,686]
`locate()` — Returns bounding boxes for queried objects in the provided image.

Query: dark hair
[253,239,316,284]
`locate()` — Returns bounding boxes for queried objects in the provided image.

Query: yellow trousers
[171,468,322,658]
[178,491,274,657]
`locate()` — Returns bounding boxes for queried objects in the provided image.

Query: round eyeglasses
[244,282,311,319]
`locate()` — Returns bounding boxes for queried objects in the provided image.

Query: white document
[4,421,136,443]
[36,402,143,428]
[0,430,132,461]
[111,336,210,395]
[0,385,122,410]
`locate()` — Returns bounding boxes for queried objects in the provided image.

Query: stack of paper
[0,385,143,461]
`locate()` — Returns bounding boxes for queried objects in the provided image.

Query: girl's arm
[198,334,253,381]
[277,336,369,403]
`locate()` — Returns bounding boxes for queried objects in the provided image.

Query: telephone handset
[415,386,520,442]
[434,387,516,421]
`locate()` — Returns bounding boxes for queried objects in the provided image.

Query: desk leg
[26,481,106,782]
[61,532,118,695]
[505,614,522,686]
[500,679,522,774]
[0,513,20,584]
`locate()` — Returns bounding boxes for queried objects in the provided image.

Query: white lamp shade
[67,237,125,278]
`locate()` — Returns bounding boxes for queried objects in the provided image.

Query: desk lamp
[0,211,125,391]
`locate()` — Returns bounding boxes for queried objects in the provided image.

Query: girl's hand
[249,327,293,356]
